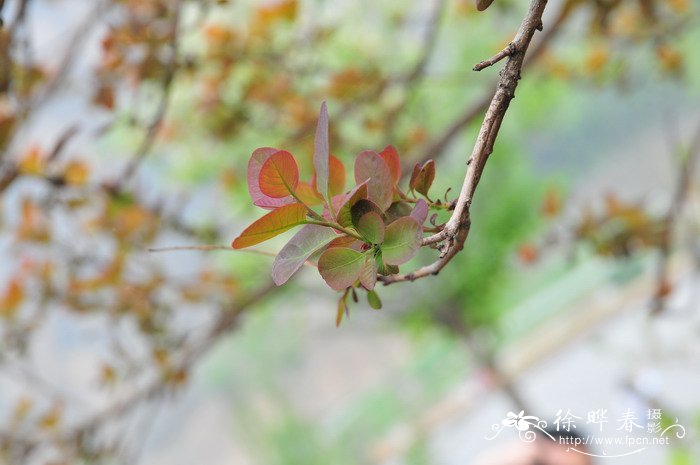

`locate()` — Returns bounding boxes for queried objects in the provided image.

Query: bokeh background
[0,0,699,464]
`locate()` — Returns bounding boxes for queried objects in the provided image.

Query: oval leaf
[367,289,382,309]
[410,199,429,225]
[271,224,338,285]
[354,150,393,211]
[357,212,385,244]
[248,147,295,209]
[232,203,307,249]
[360,255,378,290]
[318,247,365,291]
[382,216,422,265]
[379,145,401,184]
[259,150,300,198]
[336,182,368,227]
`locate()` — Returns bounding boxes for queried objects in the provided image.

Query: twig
[380,0,550,285]
[473,42,516,71]
[407,1,568,169]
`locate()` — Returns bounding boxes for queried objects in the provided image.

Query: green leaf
[354,150,393,211]
[336,182,368,227]
[356,212,385,244]
[382,216,422,265]
[231,203,307,249]
[367,289,382,309]
[359,254,378,290]
[318,247,366,290]
[271,224,337,285]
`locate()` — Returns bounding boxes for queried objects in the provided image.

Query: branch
[113,0,182,187]
[381,0,549,285]
[651,122,700,315]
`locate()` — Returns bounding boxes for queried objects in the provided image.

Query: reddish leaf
[379,145,401,184]
[272,224,337,285]
[328,155,346,197]
[410,199,429,225]
[295,182,324,206]
[382,217,422,265]
[409,160,435,197]
[318,247,366,290]
[232,203,307,249]
[248,147,295,209]
[359,255,378,290]
[259,150,300,198]
[314,102,331,202]
[357,212,385,244]
[354,150,393,211]
[336,182,368,227]
[327,235,361,250]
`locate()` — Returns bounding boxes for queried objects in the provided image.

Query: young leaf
[382,216,422,265]
[259,150,300,198]
[379,145,401,184]
[318,247,365,290]
[354,150,393,211]
[356,212,385,244]
[410,199,429,225]
[328,155,346,197]
[314,102,330,203]
[336,182,368,227]
[367,289,382,309]
[295,182,324,206]
[350,199,383,229]
[409,160,435,197]
[232,203,307,249]
[271,224,337,285]
[248,147,295,209]
[359,255,378,290]
[336,296,346,327]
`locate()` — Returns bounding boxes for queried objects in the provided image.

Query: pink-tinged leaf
[248,147,295,209]
[271,224,337,285]
[323,193,349,221]
[259,150,300,198]
[295,182,324,206]
[409,160,435,197]
[382,216,422,265]
[327,235,362,250]
[318,247,366,291]
[328,155,346,197]
[410,199,429,225]
[314,102,330,202]
[354,150,393,211]
[232,203,307,249]
[357,212,385,244]
[359,255,378,290]
[336,181,368,227]
[379,145,401,184]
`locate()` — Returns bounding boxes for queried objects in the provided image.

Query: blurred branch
[651,122,700,315]
[114,0,182,187]
[380,0,550,285]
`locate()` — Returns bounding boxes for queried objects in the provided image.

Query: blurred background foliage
[0,0,699,464]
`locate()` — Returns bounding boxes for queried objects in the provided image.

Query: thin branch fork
[380,0,549,285]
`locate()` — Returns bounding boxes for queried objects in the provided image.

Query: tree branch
[381,0,549,285]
